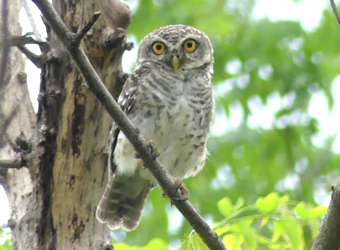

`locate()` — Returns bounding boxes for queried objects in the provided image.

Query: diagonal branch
[31,0,227,249]
[330,0,340,25]
[73,11,101,46]
[22,0,43,41]
[17,44,44,68]
[0,0,9,93]
[0,33,46,68]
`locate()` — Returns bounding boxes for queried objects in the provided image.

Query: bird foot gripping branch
[134,139,162,163]
[162,178,190,202]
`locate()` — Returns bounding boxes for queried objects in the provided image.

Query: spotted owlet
[96,24,215,231]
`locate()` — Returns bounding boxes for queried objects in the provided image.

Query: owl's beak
[172,56,179,72]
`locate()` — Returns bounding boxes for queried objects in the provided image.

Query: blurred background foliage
[112,0,340,249]
[1,0,339,249]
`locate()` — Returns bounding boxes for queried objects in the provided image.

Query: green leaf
[234,197,245,210]
[258,234,288,249]
[255,193,289,214]
[272,221,284,242]
[215,226,230,236]
[217,197,233,218]
[235,220,257,250]
[223,233,244,250]
[189,234,201,250]
[181,238,192,250]
[0,239,12,250]
[114,238,168,250]
[274,220,304,250]
[190,234,209,250]
[260,217,270,227]
[144,238,168,249]
[217,197,244,218]
[295,202,328,220]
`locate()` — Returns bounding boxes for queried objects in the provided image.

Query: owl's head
[136,24,214,73]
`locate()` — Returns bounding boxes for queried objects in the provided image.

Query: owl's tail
[96,174,151,231]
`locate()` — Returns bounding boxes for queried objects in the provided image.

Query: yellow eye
[152,42,166,54]
[184,39,197,52]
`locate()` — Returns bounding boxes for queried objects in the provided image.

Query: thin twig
[73,11,101,46]
[0,33,44,48]
[0,33,44,67]
[0,0,9,92]
[331,0,340,25]
[22,0,43,41]
[0,159,21,169]
[17,44,43,68]
[31,0,227,249]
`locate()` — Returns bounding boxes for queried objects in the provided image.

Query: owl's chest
[135,93,196,138]
[158,96,194,135]
[132,74,213,148]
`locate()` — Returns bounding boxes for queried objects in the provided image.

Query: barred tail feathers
[96,174,151,231]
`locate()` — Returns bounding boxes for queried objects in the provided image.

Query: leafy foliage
[0,226,11,250]
[4,0,339,249]
[0,240,11,250]
[181,193,326,250]
[113,193,326,249]
[114,238,168,250]
[114,0,340,248]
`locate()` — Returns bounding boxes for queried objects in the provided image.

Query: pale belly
[114,98,208,182]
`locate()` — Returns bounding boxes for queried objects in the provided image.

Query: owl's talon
[151,148,162,160]
[162,179,190,203]
[134,140,161,167]
[172,183,190,201]
[147,140,162,160]
[148,140,155,152]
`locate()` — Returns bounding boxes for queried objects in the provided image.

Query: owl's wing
[109,64,150,174]
[97,65,152,231]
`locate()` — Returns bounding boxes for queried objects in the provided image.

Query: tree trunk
[0,0,36,249]
[0,0,131,249]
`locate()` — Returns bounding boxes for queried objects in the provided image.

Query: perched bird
[96,24,215,231]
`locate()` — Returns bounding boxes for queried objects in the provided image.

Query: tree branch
[330,0,340,25]
[17,44,44,68]
[73,11,101,46]
[31,0,227,249]
[0,33,46,67]
[22,0,43,41]
[311,180,340,250]
[0,0,9,93]
[0,159,21,169]
[0,33,42,49]
[0,4,48,68]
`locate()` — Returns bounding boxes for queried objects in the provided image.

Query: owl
[96,24,215,231]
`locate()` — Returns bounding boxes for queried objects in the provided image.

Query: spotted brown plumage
[96,24,215,231]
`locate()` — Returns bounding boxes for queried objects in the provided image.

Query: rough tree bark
[311,180,340,250]
[29,0,227,249]
[0,0,36,249]
[0,0,131,249]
